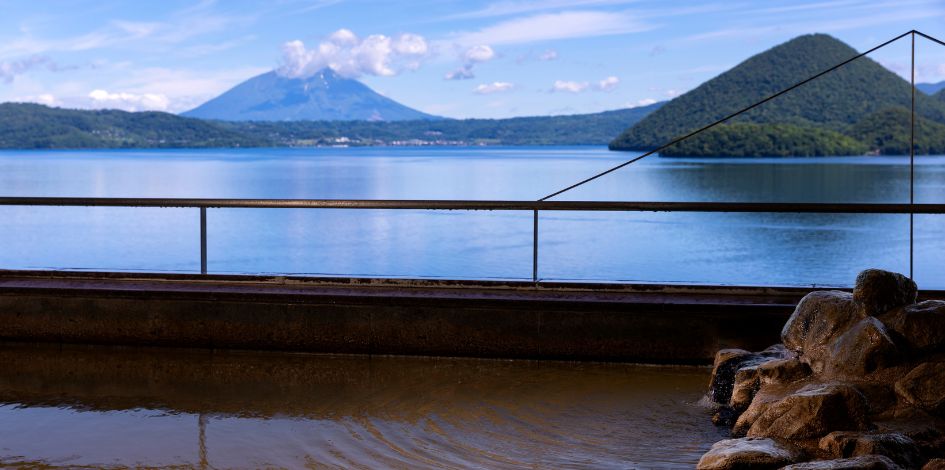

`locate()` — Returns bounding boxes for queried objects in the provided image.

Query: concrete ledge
[3,270,936,364]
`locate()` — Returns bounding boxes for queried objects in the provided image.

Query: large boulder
[696,437,802,469]
[745,383,871,439]
[853,269,917,317]
[818,432,921,468]
[732,358,814,412]
[894,362,945,416]
[782,291,863,375]
[822,317,901,379]
[880,301,945,356]
[781,455,901,469]
[757,357,811,385]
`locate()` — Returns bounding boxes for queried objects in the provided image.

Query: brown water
[0,344,725,469]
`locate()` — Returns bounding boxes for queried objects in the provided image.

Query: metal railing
[1,197,942,281]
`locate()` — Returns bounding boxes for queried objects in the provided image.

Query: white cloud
[36,94,59,106]
[539,49,559,61]
[278,29,430,79]
[474,81,514,94]
[445,66,475,80]
[464,44,496,63]
[450,10,652,46]
[629,98,657,108]
[552,80,589,93]
[88,89,170,111]
[596,75,619,91]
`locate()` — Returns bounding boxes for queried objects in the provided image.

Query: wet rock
[894,362,945,415]
[745,383,871,440]
[823,317,901,379]
[732,366,763,411]
[732,382,803,437]
[873,408,945,460]
[818,432,920,468]
[853,269,917,317]
[780,455,901,469]
[880,301,945,356]
[710,348,789,405]
[924,458,945,469]
[696,437,802,470]
[713,406,738,427]
[710,349,755,404]
[757,357,811,386]
[782,291,863,375]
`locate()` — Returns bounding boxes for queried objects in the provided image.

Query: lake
[0,343,724,469]
[1,146,942,287]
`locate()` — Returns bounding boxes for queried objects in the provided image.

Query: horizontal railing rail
[1,198,944,214]
[1,197,941,280]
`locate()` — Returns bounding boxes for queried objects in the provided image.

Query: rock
[924,458,945,469]
[757,357,811,386]
[733,382,803,437]
[713,406,738,427]
[818,432,920,468]
[746,383,871,439]
[696,437,802,469]
[710,348,789,405]
[781,455,901,469]
[873,407,945,460]
[894,362,945,415]
[823,317,901,378]
[880,301,945,356]
[732,366,763,411]
[853,269,917,317]
[782,291,863,375]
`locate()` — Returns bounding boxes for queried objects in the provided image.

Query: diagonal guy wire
[539,30,916,201]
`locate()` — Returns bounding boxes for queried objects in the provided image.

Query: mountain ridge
[182,68,437,122]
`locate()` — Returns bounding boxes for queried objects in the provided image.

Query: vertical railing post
[200,206,207,275]
[910,31,915,280]
[532,209,539,283]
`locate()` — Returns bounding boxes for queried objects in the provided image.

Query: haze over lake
[1,146,942,288]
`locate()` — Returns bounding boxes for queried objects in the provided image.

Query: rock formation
[699,269,945,469]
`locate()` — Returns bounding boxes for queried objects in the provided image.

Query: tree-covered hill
[848,107,945,155]
[610,34,945,155]
[0,103,266,149]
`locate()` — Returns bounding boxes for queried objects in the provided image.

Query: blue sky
[1,0,944,118]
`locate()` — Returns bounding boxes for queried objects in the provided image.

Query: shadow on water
[0,343,726,469]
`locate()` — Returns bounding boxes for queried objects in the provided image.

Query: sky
[1,0,945,119]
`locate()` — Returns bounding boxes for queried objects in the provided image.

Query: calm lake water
[0,344,724,469]
[1,146,942,287]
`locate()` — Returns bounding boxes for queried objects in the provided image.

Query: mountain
[0,102,662,149]
[0,103,264,149]
[182,69,437,122]
[218,102,664,146]
[918,81,945,95]
[610,34,945,153]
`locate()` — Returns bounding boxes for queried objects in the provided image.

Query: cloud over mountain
[278,29,429,79]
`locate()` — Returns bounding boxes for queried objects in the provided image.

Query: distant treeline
[0,102,662,150]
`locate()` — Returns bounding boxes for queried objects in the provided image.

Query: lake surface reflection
[0,147,942,287]
[0,344,723,469]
